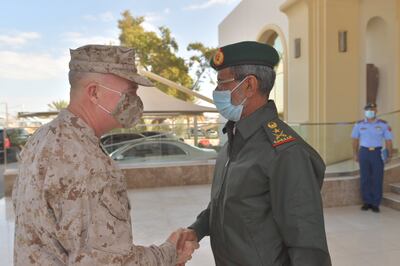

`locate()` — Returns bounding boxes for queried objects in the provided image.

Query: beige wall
[360,0,399,116]
[282,0,362,123]
[283,1,310,122]
[280,0,399,123]
[322,0,362,162]
[220,0,400,122]
[359,0,400,152]
[280,0,400,163]
[325,0,361,122]
[219,0,400,163]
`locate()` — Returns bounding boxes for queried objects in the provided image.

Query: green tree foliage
[187,43,217,91]
[48,100,69,111]
[118,11,193,101]
[118,11,216,101]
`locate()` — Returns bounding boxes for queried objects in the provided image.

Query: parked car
[141,131,184,142]
[205,129,218,138]
[0,128,30,162]
[100,132,145,153]
[110,139,217,164]
[188,127,206,137]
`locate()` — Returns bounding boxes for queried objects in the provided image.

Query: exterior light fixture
[339,31,347,52]
[294,38,301,58]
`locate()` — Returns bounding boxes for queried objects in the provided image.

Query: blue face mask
[365,110,376,119]
[212,78,248,121]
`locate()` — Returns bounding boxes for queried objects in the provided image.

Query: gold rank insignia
[213,48,224,66]
[267,122,277,129]
[266,122,296,147]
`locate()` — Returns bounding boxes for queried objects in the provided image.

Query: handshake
[167,228,199,265]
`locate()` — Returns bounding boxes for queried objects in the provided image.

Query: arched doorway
[257,26,287,119]
[365,16,389,109]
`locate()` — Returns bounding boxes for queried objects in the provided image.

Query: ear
[85,82,100,104]
[245,75,259,98]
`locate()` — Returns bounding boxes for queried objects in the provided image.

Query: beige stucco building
[219,0,400,163]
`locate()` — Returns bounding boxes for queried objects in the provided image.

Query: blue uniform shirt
[351,119,393,147]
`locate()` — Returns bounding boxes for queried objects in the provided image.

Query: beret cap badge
[213,49,225,67]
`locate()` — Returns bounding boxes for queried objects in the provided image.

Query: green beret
[210,41,280,70]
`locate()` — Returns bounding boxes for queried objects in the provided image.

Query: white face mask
[365,110,376,119]
[97,84,144,128]
[212,77,248,122]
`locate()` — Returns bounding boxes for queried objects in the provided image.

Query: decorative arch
[365,16,388,107]
[256,24,288,120]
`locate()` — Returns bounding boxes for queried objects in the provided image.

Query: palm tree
[47,100,69,111]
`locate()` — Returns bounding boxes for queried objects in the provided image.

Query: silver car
[110,139,217,164]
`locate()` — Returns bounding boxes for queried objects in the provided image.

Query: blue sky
[0,0,241,115]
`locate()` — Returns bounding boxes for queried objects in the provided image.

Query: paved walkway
[1,185,400,265]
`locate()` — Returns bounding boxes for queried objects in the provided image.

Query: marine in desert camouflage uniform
[12,45,198,265]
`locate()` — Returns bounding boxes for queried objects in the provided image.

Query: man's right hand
[176,229,198,251]
[176,229,198,266]
[353,154,359,162]
[167,228,199,265]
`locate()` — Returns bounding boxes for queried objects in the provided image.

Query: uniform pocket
[241,212,286,266]
[99,183,129,221]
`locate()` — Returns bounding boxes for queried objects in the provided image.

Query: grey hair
[68,71,104,90]
[230,65,276,95]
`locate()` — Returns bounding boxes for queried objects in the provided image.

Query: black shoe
[361,204,370,211]
[371,206,380,213]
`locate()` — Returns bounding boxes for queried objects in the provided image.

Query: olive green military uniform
[190,100,331,266]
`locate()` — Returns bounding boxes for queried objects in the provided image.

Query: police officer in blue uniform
[352,103,393,212]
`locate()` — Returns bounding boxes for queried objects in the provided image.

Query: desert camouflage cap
[69,44,153,86]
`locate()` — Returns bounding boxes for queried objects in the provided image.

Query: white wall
[219,0,288,46]
[218,0,288,116]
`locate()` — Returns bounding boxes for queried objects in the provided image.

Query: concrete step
[382,192,400,211]
[389,183,400,194]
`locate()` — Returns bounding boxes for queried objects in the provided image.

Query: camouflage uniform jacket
[12,109,176,265]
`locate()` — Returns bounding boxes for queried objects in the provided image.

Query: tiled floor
[1,185,400,266]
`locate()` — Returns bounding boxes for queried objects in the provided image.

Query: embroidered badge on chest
[267,122,296,147]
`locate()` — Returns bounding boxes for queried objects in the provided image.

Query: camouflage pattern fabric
[12,109,176,265]
[69,45,153,87]
[111,92,144,128]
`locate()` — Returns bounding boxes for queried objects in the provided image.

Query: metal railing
[2,110,399,175]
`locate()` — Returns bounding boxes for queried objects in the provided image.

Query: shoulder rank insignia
[267,122,296,147]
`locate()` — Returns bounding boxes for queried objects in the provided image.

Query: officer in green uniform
[177,41,331,266]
